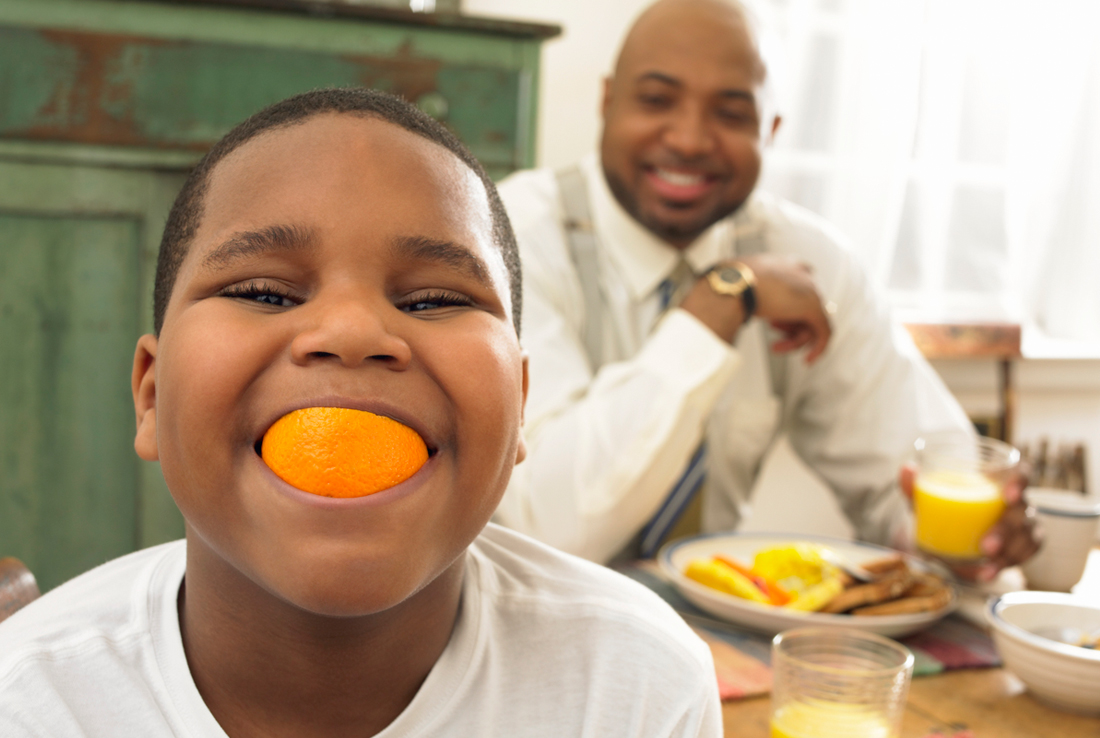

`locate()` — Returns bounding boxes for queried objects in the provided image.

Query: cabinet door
[0,157,184,591]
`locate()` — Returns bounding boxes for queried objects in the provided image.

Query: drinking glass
[913,434,1019,562]
[770,628,914,738]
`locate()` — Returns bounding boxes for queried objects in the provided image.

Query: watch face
[717,267,742,284]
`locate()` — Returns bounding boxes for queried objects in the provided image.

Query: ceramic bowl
[986,591,1100,714]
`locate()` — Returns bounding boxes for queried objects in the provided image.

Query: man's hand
[679,254,832,362]
[899,463,1042,582]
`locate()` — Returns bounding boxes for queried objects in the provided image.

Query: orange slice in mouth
[260,407,429,498]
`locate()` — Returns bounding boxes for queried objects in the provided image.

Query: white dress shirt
[494,154,974,564]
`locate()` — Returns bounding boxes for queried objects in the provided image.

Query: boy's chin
[258,551,466,620]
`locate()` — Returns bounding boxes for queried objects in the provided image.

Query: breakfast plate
[659,532,957,638]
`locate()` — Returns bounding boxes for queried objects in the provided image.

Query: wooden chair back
[0,557,40,624]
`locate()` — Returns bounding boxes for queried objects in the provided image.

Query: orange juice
[914,469,1005,559]
[771,700,894,738]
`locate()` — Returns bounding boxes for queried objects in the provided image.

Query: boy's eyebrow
[390,234,492,285]
[202,224,317,270]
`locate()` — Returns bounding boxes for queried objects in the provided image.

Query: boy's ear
[514,354,529,465]
[132,334,159,461]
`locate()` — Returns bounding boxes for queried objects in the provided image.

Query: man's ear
[765,114,782,145]
[600,76,614,120]
[514,353,529,465]
[132,333,159,461]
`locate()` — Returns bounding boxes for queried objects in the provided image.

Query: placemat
[618,560,1001,701]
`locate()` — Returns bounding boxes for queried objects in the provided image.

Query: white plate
[659,532,957,638]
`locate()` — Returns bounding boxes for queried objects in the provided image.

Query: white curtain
[757,0,1100,345]
[1005,1,1100,345]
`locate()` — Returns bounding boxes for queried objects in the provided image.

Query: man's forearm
[498,310,739,562]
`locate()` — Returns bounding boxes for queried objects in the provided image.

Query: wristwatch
[705,262,757,320]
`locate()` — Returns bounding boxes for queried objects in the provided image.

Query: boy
[0,89,721,737]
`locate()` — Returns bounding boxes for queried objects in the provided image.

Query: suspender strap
[555,166,605,373]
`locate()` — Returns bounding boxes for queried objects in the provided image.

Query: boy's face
[132,114,527,616]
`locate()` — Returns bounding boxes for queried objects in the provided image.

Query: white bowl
[659,533,956,638]
[986,591,1100,714]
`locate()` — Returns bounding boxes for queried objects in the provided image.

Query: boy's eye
[219,280,298,308]
[399,290,475,314]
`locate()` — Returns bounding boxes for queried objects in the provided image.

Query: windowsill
[892,301,1100,361]
[1021,330,1100,360]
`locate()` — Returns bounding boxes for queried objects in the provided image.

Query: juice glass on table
[770,628,914,738]
[913,435,1020,562]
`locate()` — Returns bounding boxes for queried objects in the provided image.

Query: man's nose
[289,291,412,370]
[662,104,716,159]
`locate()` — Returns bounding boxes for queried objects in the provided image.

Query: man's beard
[602,166,742,247]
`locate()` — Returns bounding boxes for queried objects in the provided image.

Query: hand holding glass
[913,435,1020,562]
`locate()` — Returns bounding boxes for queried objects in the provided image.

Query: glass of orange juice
[913,434,1019,562]
[770,628,914,738]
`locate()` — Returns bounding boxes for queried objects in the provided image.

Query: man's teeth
[654,169,706,187]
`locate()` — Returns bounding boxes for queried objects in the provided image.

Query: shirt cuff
[636,308,741,398]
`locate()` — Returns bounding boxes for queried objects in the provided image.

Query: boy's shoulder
[470,523,712,667]
[0,542,187,736]
[430,524,721,735]
[0,541,183,651]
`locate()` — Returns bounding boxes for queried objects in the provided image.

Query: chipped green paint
[0,25,526,171]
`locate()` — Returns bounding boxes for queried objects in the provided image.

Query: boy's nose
[289,293,412,370]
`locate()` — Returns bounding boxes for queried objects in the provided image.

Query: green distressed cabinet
[0,0,558,591]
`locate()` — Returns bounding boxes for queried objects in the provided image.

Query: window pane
[787,34,841,152]
[944,185,1007,293]
[889,181,924,290]
[761,170,827,214]
[957,48,1011,165]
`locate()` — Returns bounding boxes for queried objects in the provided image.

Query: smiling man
[494,0,1039,574]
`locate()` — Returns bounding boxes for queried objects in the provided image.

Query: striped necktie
[657,258,696,312]
[638,258,707,558]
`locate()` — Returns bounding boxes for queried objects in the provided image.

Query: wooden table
[722,669,1100,737]
[721,549,1100,737]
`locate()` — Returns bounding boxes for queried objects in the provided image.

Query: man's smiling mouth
[643,166,720,202]
[653,168,708,187]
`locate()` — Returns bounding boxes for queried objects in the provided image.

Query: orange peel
[261,407,428,498]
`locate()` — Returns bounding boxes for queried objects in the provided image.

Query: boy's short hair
[153,87,522,335]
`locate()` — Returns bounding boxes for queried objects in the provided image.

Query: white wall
[463,0,650,168]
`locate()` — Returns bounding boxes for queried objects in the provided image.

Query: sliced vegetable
[684,559,772,605]
[714,555,791,606]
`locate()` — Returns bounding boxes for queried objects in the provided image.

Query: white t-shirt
[0,524,721,737]
[494,154,974,563]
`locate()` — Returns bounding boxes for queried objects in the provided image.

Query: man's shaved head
[614,0,768,89]
[600,0,780,247]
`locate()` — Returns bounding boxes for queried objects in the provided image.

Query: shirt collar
[581,153,739,301]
